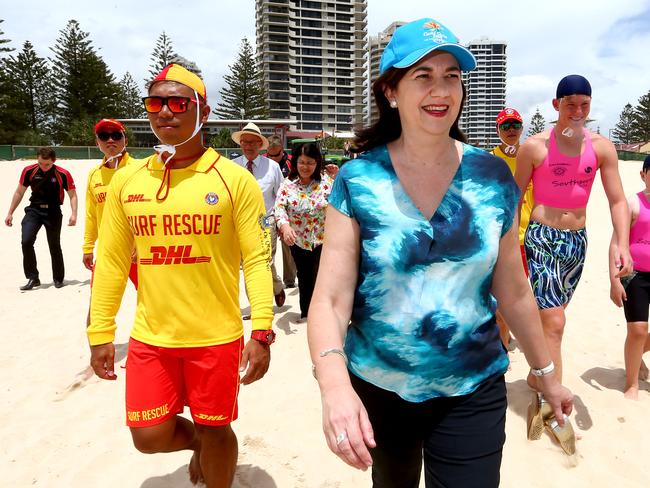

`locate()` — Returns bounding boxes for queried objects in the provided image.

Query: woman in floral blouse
[275,143,336,319]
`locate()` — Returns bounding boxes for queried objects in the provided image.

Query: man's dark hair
[289,143,323,183]
[353,68,467,154]
[37,147,56,160]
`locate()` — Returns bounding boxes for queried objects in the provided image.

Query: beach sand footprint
[237,435,306,487]
[54,342,128,401]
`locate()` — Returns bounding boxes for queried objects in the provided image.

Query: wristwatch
[251,329,276,345]
[530,361,555,377]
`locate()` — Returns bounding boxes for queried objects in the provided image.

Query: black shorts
[350,372,506,488]
[622,271,650,323]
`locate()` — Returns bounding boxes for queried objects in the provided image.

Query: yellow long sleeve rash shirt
[82,153,135,254]
[87,148,273,347]
[491,146,534,245]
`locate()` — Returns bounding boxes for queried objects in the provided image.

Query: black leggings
[350,372,506,488]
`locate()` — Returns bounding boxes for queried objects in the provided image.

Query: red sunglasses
[142,96,198,114]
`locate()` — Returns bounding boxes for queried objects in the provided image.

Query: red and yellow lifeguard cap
[152,64,207,100]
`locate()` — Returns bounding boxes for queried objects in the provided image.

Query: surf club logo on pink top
[532,128,598,209]
[630,192,650,272]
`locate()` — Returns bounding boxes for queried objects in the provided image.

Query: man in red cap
[491,108,530,349]
[87,65,274,488]
[5,147,77,290]
[83,119,139,277]
[83,119,139,322]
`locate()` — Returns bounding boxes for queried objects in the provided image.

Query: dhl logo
[194,413,228,422]
[140,245,211,265]
[124,193,151,203]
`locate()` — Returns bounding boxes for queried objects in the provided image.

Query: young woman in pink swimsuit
[610,154,650,400]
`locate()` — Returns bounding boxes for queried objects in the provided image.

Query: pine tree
[173,55,202,79]
[611,103,636,144]
[0,19,14,54]
[0,41,57,144]
[631,90,650,143]
[117,72,145,118]
[50,20,121,143]
[147,31,178,81]
[209,128,238,149]
[527,108,546,136]
[214,38,268,119]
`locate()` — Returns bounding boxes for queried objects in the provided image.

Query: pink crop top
[630,192,650,272]
[532,128,598,209]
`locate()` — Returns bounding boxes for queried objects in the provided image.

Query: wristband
[530,361,555,377]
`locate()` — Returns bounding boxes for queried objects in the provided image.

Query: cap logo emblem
[424,21,441,30]
[423,21,447,43]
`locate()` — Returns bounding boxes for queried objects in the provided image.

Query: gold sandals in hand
[526,392,576,455]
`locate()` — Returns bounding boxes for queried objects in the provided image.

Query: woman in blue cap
[307,18,574,487]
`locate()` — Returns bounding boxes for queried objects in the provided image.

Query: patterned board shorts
[524,221,587,309]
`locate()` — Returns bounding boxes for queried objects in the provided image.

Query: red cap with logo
[496,108,523,126]
[94,118,125,134]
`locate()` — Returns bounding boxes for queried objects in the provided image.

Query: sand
[0,157,648,488]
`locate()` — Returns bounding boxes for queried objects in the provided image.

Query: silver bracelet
[312,348,348,379]
[319,348,348,364]
[530,361,555,377]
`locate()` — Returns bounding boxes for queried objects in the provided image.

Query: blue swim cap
[556,75,592,99]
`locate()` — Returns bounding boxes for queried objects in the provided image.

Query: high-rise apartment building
[460,38,507,149]
[255,0,368,132]
[367,21,405,125]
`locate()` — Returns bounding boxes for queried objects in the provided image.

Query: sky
[1,0,649,137]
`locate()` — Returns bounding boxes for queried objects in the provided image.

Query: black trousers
[289,244,322,318]
[21,207,64,281]
[350,372,507,488]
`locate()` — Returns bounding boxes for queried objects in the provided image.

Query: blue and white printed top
[328,144,519,402]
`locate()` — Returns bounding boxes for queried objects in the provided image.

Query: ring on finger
[336,431,347,445]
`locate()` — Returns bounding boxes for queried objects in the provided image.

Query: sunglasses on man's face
[97,131,124,142]
[499,122,523,131]
[142,96,197,114]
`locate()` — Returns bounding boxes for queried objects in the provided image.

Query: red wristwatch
[251,329,276,345]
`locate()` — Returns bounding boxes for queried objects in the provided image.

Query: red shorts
[125,337,243,428]
[520,244,529,277]
[90,263,138,288]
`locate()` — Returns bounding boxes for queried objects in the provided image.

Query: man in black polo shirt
[5,147,78,290]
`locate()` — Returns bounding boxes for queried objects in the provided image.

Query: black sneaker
[20,278,41,291]
[54,280,65,288]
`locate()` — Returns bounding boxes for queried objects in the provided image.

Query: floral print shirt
[274,175,333,250]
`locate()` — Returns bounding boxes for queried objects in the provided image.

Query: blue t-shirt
[329,143,519,402]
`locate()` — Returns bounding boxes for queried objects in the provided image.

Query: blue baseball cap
[380,18,477,75]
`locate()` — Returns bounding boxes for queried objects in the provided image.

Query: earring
[390,100,398,108]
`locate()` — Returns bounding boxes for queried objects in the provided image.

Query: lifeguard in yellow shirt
[87,64,274,488]
[83,119,139,293]
[491,108,532,349]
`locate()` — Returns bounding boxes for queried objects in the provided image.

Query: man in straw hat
[232,122,286,312]
[87,64,275,488]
